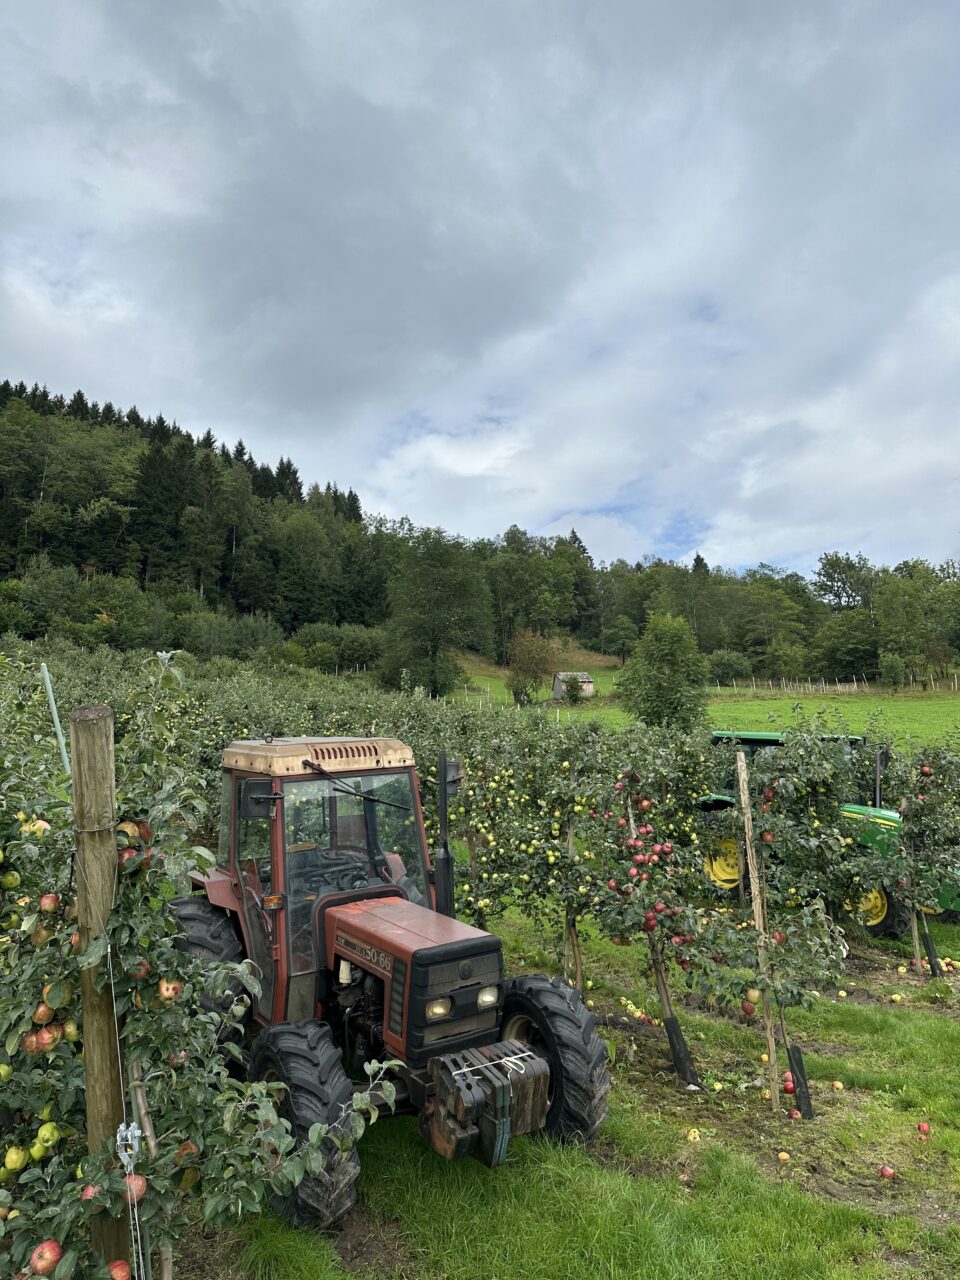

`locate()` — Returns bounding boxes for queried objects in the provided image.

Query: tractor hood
[324,896,498,973]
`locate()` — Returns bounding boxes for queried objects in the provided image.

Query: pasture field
[184,918,960,1280]
[456,650,960,745]
[707,691,960,746]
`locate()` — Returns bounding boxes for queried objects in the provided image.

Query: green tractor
[700,730,960,939]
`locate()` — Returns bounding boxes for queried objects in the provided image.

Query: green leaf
[54,1250,78,1279]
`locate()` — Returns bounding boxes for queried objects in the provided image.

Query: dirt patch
[333,1204,417,1276]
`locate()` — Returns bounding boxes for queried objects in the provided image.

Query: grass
[707,691,960,746]
[181,916,960,1280]
[453,650,960,745]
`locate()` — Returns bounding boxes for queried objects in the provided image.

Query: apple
[81,1182,104,1212]
[63,1019,80,1043]
[36,1025,62,1053]
[917,1121,930,1136]
[4,1145,29,1171]
[42,981,73,1008]
[22,1031,39,1055]
[784,1080,796,1095]
[30,1140,48,1161]
[123,1172,147,1204]
[0,1063,11,1082]
[745,987,761,1004]
[36,1123,59,1148]
[920,764,932,777]
[777,1151,790,1162]
[628,867,639,879]
[654,902,666,914]
[741,1000,756,1017]
[30,924,53,947]
[129,960,151,982]
[32,1002,54,1026]
[661,841,673,854]
[0,871,21,890]
[118,847,142,873]
[879,1164,896,1179]
[176,1140,199,1163]
[108,1262,132,1280]
[158,978,183,1002]
[787,1108,801,1120]
[763,787,775,801]
[607,879,618,891]
[832,1080,844,1092]
[137,819,153,843]
[761,831,775,844]
[643,918,657,932]
[29,1240,64,1275]
[639,798,653,811]
[38,893,60,914]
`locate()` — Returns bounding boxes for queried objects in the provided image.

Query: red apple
[917,1121,930,1136]
[607,878,618,891]
[36,1024,62,1052]
[661,841,673,854]
[38,893,60,914]
[761,831,775,844]
[787,1108,801,1120]
[158,979,183,1002]
[129,960,151,982]
[107,1263,132,1280]
[740,1000,756,1017]
[763,787,775,801]
[879,1164,896,1179]
[784,1080,796,1095]
[920,764,932,777]
[176,1140,199,1163]
[29,1240,64,1275]
[123,1173,147,1204]
[32,1002,54,1026]
[22,1030,40,1054]
[81,1183,104,1213]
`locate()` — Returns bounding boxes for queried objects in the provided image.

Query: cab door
[236,778,280,1020]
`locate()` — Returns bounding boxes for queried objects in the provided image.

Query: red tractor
[175,736,610,1225]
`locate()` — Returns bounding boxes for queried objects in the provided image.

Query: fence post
[71,705,129,1267]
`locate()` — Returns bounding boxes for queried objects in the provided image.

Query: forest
[1,378,958,695]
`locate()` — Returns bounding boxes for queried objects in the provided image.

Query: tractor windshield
[283,770,429,973]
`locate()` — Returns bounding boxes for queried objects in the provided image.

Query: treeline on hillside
[2,379,959,694]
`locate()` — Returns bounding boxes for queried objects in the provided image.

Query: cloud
[2,0,960,572]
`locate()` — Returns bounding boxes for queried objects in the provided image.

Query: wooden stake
[737,751,779,1113]
[72,705,129,1267]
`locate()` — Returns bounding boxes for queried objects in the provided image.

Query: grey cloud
[3,0,960,571]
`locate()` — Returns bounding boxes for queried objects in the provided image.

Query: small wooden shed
[553,672,595,700]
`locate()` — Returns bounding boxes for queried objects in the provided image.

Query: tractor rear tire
[172,897,251,1044]
[248,1020,360,1228]
[865,892,911,940]
[500,974,611,1143]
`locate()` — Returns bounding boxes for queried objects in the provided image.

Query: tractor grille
[389,958,407,1036]
[424,953,501,994]
[423,1009,499,1046]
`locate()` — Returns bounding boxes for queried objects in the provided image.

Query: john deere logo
[335,932,393,975]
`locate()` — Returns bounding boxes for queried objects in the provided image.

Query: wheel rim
[705,840,740,891]
[857,887,888,928]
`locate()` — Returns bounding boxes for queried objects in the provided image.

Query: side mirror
[241,779,276,820]
[434,750,458,917]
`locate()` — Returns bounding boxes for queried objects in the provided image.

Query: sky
[3,1,960,573]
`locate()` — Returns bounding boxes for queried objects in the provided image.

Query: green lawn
[184,920,960,1280]
[707,691,960,746]
[453,652,960,745]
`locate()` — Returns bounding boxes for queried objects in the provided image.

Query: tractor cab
[179,737,610,1228]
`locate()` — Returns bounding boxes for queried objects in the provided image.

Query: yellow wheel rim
[857,887,888,928]
[705,840,740,891]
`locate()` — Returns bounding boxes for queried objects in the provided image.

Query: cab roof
[222,736,415,776]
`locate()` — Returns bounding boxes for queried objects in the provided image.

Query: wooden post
[736,751,779,1113]
[72,706,129,1266]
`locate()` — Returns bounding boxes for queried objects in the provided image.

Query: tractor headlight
[477,985,500,1009]
[426,997,453,1021]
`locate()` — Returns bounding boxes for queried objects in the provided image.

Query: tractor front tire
[500,974,610,1142]
[172,897,251,1045]
[248,1021,360,1228]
